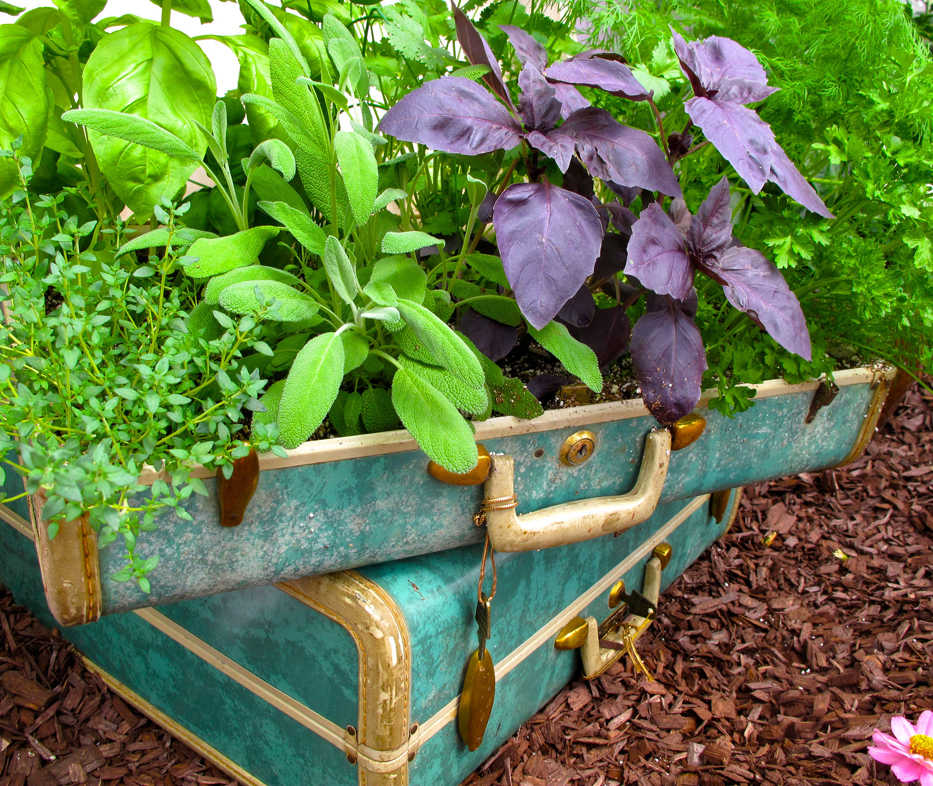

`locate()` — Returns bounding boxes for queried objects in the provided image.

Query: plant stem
[647,95,670,159]
[161,0,172,27]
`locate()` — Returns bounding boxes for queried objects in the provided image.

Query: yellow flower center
[909,734,933,761]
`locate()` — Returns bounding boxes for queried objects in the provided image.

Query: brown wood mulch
[0,387,930,786]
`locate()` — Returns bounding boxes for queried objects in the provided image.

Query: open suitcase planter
[0,482,743,786]
[2,365,894,625]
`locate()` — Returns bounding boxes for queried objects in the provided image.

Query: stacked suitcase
[0,367,893,785]
[0,482,740,785]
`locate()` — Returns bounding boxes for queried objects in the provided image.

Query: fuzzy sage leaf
[391,366,478,473]
[277,332,345,448]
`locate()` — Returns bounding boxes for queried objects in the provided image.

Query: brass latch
[554,543,671,679]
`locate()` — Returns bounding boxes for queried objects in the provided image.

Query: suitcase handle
[479,429,671,552]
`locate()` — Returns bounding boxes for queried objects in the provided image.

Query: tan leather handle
[481,429,671,552]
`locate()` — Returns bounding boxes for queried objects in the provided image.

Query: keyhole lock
[559,430,596,466]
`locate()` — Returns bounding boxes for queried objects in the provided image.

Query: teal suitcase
[1,487,741,785]
[9,367,892,624]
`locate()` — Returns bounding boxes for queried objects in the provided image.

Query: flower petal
[892,759,925,783]
[917,711,933,737]
[869,744,909,766]
[919,770,933,786]
[893,716,917,744]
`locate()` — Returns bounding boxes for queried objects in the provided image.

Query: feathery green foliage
[565,0,933,387]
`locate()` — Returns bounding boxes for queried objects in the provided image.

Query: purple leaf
[493,181,604,330]
[672,31,778,104]
[557,285,596,327]
[591,198,610,232]
[546,52,649,101]
[669,198,693,235]
[550,107,681,197]
[570,305,630,366]
[527,372,572,401]
[606,203,636,236]
[704,246,811,360]
[687,177,733,262]
[630,293,707,424]
[592,233,628,283]
[667,131,693,161]
[685,97,776,192]
[562,158,594,198]
[525,129,575,172]
[768,145,833,218]
[624,202,694,300]
[458,307,519,361]
[518,65,562,131]
[553,83,590,119]
[607,181,641,206]
[378,77,523,155]
[453,6,515,110]
[477,190,497,223]
[500,24,547,71]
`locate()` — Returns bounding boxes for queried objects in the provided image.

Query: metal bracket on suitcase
[479,429,672,552]
[554,543,671,680]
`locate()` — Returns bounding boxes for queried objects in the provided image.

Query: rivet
[652,543,673,570]
[427,444,491,485]
[559,430,596,466]
[608,579,626,608]
[554,616,589,650]
[669,414,706,451]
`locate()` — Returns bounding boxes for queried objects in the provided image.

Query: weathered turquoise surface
[88,379,873,614]
[0,489,739,786]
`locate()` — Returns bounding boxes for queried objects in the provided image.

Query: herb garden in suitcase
[0,0,930,783]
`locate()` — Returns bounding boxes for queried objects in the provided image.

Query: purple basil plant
[378,8,832,424]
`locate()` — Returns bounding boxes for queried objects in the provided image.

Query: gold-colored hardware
[717,487,744,536]
[619,616,655,680]
[709,488,732,523]
[30,492,102,627]
[472,493,518,528]
[554,616,589,650]
[835,366,894,468]
[670,413,706,450]
[458,647,495,751]
[608,580,626,609]
[428,444,491,485]
[458,535,498,751]
[652,542,672,570]
[559,430,596,466]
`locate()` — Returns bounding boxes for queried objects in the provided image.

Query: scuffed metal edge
[28,493,102,628]
[834,365,896,468]
[278,572,413,785]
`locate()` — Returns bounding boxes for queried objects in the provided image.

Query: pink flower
[869,711,933,785]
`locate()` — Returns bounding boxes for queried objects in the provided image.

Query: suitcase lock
[554,543,672,680]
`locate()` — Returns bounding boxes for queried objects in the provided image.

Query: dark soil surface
[1,388,930,786]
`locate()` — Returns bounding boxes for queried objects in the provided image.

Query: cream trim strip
[81,657,268,786]
[139,366,891,483]
[0,504,32,539]
[413,494,710,748]
[132,608,348,752]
